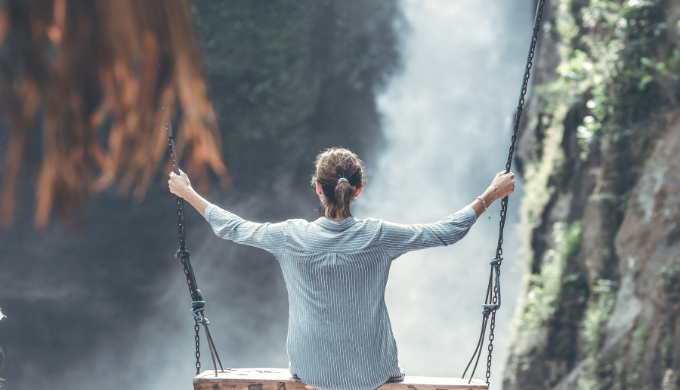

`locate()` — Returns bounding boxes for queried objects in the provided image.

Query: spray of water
[355,0,531,387]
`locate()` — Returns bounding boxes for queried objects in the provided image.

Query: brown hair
[311,147,368,219]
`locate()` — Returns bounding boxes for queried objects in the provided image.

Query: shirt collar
[314,216,358,231]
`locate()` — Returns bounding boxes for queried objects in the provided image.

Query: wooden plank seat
[194,368,488,390]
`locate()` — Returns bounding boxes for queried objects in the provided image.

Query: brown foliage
[0,0,230,229]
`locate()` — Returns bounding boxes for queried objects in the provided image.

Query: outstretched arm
[378,171,517,259]
[168,170,210,217]
[167,169,286,256]
[469,170,516,219]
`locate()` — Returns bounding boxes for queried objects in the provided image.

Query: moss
[626,322,651,389]
[520,109,567,235]
[582,279,618,353]
[577,372,600,390]
[660,331,673,374]
[571,279,619,390]
[536,0,677,161]
[515,222,583,355]
[659,261,680,380]
[659,261,680,301]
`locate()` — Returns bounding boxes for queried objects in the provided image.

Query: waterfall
[356,0,532,387]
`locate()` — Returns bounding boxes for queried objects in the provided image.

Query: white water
[355,0,532,388]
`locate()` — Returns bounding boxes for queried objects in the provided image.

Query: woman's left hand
[168,169,193,199]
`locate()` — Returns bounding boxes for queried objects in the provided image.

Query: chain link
[462,0,545,387]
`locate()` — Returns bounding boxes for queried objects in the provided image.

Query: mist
[355,0,532,388]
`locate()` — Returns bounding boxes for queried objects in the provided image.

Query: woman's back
[282,217,401,390]
[203,204,477,390]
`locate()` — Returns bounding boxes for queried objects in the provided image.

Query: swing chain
[178,250,204,374]
[195,323,201,372]
[168,123,224,377]
[462,0,545,387]
[487,0,545,384]
[486,314,494,385]
[485,262,500,385]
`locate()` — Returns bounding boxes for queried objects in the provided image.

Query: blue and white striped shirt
[203,204,477,390]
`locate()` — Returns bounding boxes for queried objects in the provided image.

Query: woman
[168,147,515,390]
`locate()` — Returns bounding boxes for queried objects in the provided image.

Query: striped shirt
[203,203,477,390]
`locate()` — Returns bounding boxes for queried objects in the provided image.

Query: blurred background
[1,1,679,390]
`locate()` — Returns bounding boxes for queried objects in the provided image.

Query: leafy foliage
[191,0,401,208]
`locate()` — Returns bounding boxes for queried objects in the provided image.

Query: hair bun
[312,147,367,219]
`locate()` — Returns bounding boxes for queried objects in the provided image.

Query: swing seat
[193,368,488,390]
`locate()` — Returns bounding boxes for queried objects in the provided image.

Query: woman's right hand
[485,171,516,202]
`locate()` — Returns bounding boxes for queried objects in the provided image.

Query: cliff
[504,0,680,389]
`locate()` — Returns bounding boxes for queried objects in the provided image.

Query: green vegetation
[582,279,617,353]
[551,0,677,145]
[658,260,680,383]
[191,1,400,201]
[516,222,583,354]
[518,0,678,335]
[526,0,677,178]
[508,0,679,388]
[626,322,651,389]
[660,261,680,302]
[520,110,567,236]
[577,279,618,390]
[195,2,318,142]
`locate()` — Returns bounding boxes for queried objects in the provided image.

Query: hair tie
[337,178,349,185]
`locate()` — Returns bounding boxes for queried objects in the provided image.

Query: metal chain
[462,0,545,387]
[168,122,224,377]
[195,322,201,372]
[180,254,202,374]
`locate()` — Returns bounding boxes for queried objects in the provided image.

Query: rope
[461,0,546,386]
[168,123,224,377]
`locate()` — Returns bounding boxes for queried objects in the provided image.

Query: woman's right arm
[168,170,286,256]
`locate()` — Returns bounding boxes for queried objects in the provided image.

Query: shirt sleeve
[378,205,477,260]
[203,203,287,258]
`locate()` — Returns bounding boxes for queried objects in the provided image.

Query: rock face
[604,118,680,385]
[504,0,680,389]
